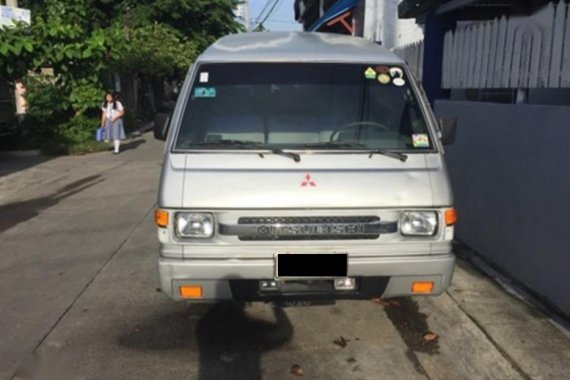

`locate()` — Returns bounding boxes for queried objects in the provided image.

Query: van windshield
[174,63,433,152]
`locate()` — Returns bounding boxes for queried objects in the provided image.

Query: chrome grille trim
[238,216,380,224]
[218,216,397,241]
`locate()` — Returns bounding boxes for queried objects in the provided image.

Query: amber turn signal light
[155,209,169,228]
[412,282,434,294]
[444,208,457,226]
[179,285,203,299]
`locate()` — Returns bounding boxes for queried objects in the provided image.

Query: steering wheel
[329,121,390,142]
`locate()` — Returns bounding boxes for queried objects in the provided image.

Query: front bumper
[158,253,455,301]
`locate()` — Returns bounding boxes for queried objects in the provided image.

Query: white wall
[363,0,423,49]
[442,2,570,90]
[235,1,249,30]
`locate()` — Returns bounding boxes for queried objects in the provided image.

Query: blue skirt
[103,118,126,141]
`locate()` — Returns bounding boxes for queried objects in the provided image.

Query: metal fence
[442,1,570,89]
[392,39,424,79]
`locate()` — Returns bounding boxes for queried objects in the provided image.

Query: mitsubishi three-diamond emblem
[301,174,316,187]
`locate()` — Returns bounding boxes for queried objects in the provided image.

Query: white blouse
[102,101,124,119]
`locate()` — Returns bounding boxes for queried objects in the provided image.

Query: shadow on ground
[0,175,104,233]
[0,154,52,178]
[120,139,146,152]
[118,302,293,380]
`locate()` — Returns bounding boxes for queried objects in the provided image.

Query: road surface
[0,135,568,380]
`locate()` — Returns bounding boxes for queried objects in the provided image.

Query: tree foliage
[0,0,241,92]
[0,0,241,153]
[115,23,198,78]
[23,74,68,125]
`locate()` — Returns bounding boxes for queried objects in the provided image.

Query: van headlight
[400,211,438,236]
[175,213,215,238]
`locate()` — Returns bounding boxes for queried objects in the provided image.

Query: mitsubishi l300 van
[154,32,457,302]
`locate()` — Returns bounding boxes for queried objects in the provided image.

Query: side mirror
[439,117,457,145]
[154,112,171,141]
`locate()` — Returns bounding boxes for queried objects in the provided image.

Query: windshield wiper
[191,139,265,148]
[367,149,408,162]
[300,142,364,149]
[300,142,408,162]
[191,140,301,162]
[269,148,301,162]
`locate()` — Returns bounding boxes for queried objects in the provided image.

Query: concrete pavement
[0,134,568,380]
[0,137,157,379]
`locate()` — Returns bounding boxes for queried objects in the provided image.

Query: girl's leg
[113,139,120,153]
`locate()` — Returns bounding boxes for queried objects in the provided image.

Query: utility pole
[363,0,397,48]
[235,0,249,31]
[4,0,25,120]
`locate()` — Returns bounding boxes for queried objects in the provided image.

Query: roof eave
[398,0,441,19]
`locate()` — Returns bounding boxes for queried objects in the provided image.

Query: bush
[67,140,111,155]
[38,115,103,155]
[41,138,111,156]
[18,74,104,151]
[69,79,103,116]
[56,115,100,144]
[24,74,69,130]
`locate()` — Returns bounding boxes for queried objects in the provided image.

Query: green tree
[113,23,197,79]
[0,0,121,112]
[0,0,242,153]
[148,0,243,49]
[1,0,242,81]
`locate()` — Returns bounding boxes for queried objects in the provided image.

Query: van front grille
[218,216,397,241]
[238,216,380,225]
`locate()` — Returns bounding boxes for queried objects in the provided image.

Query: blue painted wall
[436,100,570,318]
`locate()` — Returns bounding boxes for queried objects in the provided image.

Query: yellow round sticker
[378,74,391,84]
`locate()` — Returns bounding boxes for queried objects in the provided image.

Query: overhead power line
[254,0,283,30]
[254,0,275,24]
[265,19,298,24]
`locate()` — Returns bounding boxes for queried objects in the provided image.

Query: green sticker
[412,134,430,148]
[364,67,376,80]
[194,87,216,98]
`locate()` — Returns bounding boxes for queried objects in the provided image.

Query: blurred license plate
[276,254,348,278]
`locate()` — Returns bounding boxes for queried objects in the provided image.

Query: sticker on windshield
[412,134,430,148]
[199,72,209,83]
[393,78,406,86]
[364,67,377,80]
[194,87,216,98]
[389,67,406,86]
[389,67,404,78]
[375,65,390,74]
[378,74,391,84]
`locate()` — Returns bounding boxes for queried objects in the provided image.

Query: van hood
[160,153,451,209]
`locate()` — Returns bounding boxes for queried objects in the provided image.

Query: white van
[154,32,457,302]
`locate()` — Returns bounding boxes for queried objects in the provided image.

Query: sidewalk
[0,132,161,379]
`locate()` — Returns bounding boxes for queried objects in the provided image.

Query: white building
[362,0,423,49]
[235,1,249,30]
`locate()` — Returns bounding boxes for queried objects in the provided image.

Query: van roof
[199,32,405,64]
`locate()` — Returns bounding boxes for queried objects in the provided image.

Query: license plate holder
[275,253,348,278]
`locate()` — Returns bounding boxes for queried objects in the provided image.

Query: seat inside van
[206,116,264,143]
[266,116,337,144]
